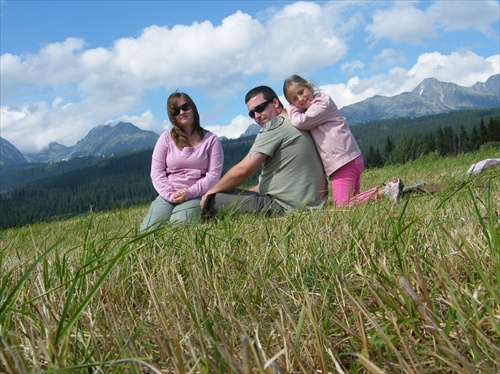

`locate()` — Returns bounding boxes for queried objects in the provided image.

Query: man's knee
[203,190,283,217]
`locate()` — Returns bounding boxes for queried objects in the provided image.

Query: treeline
[363,116,500,167]
[351,108,500,152]
[1,151,156,228]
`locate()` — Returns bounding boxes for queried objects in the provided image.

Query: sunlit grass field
[1,150,499,373]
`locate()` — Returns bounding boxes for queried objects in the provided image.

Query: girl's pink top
[286,92,361,176]
[150,130,224,202]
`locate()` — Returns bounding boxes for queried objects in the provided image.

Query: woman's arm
[150,133,176,201]
[185,135,224,200]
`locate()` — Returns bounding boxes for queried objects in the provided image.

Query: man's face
[247,93,278,126]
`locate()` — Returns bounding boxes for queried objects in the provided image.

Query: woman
[140,92,224,232]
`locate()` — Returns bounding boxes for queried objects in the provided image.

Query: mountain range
[340,74,499,124]
[0,121,161,165]
[1,74,498,166]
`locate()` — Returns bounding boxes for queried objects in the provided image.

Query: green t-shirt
[250,114,327,211]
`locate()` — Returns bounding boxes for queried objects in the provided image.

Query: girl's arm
[286,94,333,130]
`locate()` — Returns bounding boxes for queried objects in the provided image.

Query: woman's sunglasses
[248,99,273,119]
[173,103,191,116]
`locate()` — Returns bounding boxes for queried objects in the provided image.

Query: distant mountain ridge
[1,74,498,166]
[340,74,499,124]
[25,121,159,163]
[241,124,260,137]
[0,137,27,166]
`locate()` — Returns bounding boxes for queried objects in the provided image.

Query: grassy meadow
[1,149,499,373]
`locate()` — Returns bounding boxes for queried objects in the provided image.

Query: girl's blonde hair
[283,74,317,102]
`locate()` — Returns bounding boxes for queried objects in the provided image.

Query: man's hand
[200,192,209,208]
[199,151,267,208]
[248,185,259,192]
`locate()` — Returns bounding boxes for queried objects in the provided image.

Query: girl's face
[286,84,314,110]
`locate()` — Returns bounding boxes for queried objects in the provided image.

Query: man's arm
[200,151,267,206]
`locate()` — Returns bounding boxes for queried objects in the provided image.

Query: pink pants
[330,155,379,207]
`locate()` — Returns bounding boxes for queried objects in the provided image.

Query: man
[200,85,326,216]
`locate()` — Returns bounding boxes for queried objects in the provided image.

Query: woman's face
[286,84,314,110]
[173,98,194,128]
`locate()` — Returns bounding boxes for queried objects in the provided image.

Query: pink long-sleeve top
[286,92,361,177]
[150,130,224,202]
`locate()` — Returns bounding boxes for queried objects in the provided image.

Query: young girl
[283,74,403,206]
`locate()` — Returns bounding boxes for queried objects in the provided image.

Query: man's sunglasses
[248,99,274,119]
[173,103,191,116]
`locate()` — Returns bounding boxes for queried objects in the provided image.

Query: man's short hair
[245,86,283,109]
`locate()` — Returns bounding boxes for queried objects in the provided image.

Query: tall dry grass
[1,150,499,373]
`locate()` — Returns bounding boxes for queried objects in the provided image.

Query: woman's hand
[173,188,188,203]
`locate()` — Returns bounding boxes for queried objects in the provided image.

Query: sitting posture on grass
[140,92,224,232]
[201,85,327,216]
[283,74,404,205]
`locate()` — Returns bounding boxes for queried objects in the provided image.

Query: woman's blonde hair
[166,92,205,149]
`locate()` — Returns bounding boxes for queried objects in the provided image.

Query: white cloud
[408,51,500,87]
[372,49,407,70]
[109,13,258,95]
[262,1,348,78]
[341,60,365,75]
[366,3,436,45]
[205,115,254,139]
[1,102,62,152]
[366,1,499,45]
[0,38,86,92]
[52,96,64,108]
[428,0,500,36]
[1,105,27,126]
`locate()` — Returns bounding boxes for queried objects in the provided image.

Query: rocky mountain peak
[0,137,27,166]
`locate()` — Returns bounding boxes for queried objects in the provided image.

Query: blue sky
[1,0,499,153]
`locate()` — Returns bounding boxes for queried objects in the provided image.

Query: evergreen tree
[470,127,481,151]
[436,127,446,156]
[383,137,395,163]
[374,147,384,167]
[423,133,436,155]
[365,145,384,168]
[478,119,489,145]
[386,132,421,165]
[487,116,500,142]
[436,126,457,156]
[365,146,377,168]
[458,124,470,153]
[444,126,457,156]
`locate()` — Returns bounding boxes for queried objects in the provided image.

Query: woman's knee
[171,200,202,223]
